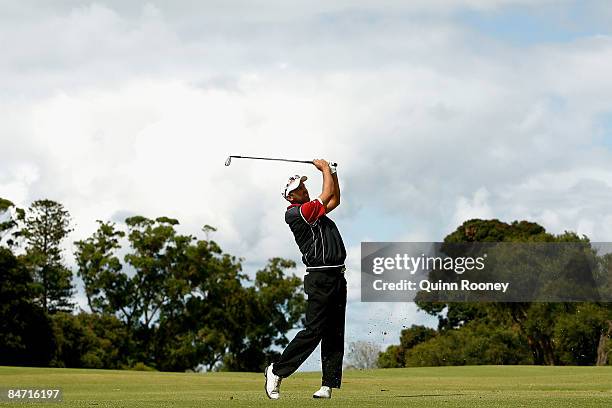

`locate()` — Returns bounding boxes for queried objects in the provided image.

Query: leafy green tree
[404,319,531,367]
[74,221,125,314]
[596,318,612,366]
[554,303,612,365]
[50,312,129,368]
[21,200,74,313]
[0,197,25,248]
[222,258,306,372]
[0,247,55,366]
[416,219,592,365]
[377,345,404,368]
[124,216,193,329]
[409,218,612,366]
[593,253,612,365]
[399,325,438,350]
[153,236,247,371]
[75,216,306,372]
[378,325,437,368]
[416,219,553,330]
[156,256,305,372]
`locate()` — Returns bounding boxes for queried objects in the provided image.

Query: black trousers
[272,271,347,388]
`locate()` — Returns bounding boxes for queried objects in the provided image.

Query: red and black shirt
[285,198,346,272]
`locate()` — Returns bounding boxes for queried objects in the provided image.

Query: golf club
[225,155,337,167]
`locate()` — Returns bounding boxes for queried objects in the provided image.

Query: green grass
[1,365,612,407]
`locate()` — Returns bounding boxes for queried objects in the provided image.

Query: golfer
[264,159,347,400]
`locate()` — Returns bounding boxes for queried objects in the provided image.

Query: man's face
[288,182,310,204]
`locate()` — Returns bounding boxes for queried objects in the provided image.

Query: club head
[225,156,232,166]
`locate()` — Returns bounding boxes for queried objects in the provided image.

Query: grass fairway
[1,365,611,407]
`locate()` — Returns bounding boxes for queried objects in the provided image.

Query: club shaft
[231,156,313,164]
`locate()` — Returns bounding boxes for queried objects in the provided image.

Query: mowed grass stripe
[1,366,611,407]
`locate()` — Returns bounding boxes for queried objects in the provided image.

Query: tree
[21,200,74,313]
[0,247,55,366]
[378,325,437,368]
[123,215,193,330]
[75,216,307,372]
[377,345,404,368]
[74,221,125,314]
[0,197,25,248]
[50,312,129,368]
[222,258,306,372]
[414,218,606,366]
[596,320,612,366]
[594,253,612,365]
[153,234,247,371]
[554,303,612,365]
[403,319,531,367]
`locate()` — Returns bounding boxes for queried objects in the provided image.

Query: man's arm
[313,159,334,206]
[325,172,340,213]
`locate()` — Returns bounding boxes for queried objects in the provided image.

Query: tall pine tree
[22,199,74,313]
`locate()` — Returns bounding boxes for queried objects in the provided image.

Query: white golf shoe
[264,364,282,399]
[312,386,332,399]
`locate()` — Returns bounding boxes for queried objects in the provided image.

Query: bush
[50,312,129,368]
[377,325,438,368]
[404,321,531,367]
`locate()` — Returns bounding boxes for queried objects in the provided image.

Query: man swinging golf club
[265,159,347,400]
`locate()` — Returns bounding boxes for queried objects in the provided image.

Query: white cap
[281,175,307,199]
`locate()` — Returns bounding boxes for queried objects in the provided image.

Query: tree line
[3,199,611,371]
[378,219,612,368]
[0,197,305,371]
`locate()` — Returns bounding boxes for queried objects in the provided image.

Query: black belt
[305,264,346,274]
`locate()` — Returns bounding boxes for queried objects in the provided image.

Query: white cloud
[0,163,40,205]
[452,187,493,227]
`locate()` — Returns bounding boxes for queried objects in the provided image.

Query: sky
[2,0,612,372]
